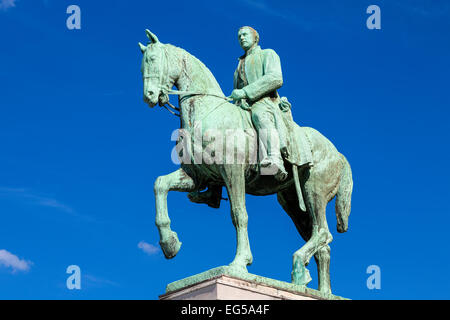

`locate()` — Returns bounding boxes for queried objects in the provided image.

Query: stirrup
[275,167,288,181]
[260,159,288,181]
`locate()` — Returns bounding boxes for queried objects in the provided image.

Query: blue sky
[0,0,449,299]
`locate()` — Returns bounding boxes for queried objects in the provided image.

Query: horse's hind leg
[221,164,252,272]
[314,244,331,294]
[278,187,333,294]
[277,188,313,284]
[291,192,333,292]
[154,168,196,259]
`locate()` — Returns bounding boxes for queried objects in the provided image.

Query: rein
[161,89,231,119]
[166,88,232,102]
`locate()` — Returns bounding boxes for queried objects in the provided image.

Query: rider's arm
[242,49,283,102]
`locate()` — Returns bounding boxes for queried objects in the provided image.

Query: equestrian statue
[139,27,353,295]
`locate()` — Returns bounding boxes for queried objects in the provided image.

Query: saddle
[239,97,313,168]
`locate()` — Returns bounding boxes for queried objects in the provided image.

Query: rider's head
[238,26,259,52]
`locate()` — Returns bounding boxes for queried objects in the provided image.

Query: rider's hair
[239,26,260,44]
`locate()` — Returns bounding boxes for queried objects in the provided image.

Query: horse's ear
[138,42,147,53]
[145,29,159,43]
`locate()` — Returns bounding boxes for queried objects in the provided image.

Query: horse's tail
[335,155,353,233]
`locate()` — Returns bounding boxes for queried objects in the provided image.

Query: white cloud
[242,0,286,19]
[0,249,32,272]
[0,187,96,223]
[392,0,450,18]
[238,0,345,31]
[0,187,74,213]
[0,0,17,11]
[83,274,119,288]
[138,241,160,255]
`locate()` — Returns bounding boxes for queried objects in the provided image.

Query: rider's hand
[229,89,247,101]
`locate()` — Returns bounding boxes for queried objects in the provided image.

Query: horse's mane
[166,44,224,96]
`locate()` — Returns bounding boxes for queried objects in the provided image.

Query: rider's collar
[239,45,261,60]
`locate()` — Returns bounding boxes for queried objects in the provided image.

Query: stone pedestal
[159,266,347,300]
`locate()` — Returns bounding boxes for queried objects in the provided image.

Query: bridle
[144,45,232,118]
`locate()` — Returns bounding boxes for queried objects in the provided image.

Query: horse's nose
[148,90,154,96]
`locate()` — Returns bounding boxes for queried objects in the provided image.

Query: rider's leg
[251,101,287,181]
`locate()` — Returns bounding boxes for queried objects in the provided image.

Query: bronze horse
[140,30,353,294]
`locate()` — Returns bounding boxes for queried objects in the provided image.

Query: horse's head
[139,30,172,108]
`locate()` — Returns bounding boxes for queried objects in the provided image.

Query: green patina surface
[140,27,354,296]
[165,266,348,300]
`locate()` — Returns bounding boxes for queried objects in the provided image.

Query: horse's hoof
[291,259,312,286]
[228,255,252,274]
[319,287,332,296]
[160,231,182,259]
[228,262,248,276]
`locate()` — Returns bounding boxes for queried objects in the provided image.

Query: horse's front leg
[154,168,196,259]
[221,164,253,272]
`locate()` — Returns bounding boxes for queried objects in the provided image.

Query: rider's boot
[260,155,288,181]
[187,185,223,209]
[254,115,288,181]
[258,128,288,181]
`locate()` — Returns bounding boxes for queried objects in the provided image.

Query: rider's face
[238,28,256,51]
